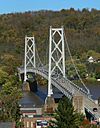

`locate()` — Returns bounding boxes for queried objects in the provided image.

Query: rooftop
[0,122,15,128]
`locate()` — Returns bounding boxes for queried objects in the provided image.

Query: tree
[1,53,21,75]
[0,74,22,124]
[76,63,87,78]
[49,96,84,128]
[0,68,8,85]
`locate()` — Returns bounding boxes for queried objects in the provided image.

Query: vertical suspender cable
[63,29,90,95]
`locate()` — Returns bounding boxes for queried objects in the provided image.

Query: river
[19,83,100,107]
[87,84,100,100]
[0,83,100,106]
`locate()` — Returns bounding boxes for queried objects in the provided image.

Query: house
[87,56,100,63]
[21,116,54,128]
[87,56,95,63]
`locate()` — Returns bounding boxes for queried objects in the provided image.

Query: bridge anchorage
[18,26,100,120]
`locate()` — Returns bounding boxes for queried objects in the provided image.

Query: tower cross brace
[24,36,35,81]
[48,26,65,97]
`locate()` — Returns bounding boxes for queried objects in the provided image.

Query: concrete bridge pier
[44,96,55,114]
[18,71,38,92]
[73,94,85,114]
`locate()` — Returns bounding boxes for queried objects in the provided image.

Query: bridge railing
[18,66,100,118]
[21,66,93,97]
[38,67,97,105]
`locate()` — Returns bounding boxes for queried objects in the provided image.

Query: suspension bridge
[18,26,100,120]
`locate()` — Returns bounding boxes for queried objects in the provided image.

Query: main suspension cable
[63,29,90,95]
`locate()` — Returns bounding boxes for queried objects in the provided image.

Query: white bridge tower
[48,26,65,97]
[24,36,35,81]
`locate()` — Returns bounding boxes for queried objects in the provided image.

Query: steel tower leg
[48,26,65,97]
[24,36,35,81]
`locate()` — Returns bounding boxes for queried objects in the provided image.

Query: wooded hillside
[0,8,100,72]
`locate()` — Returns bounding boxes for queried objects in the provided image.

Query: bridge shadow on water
[35,84,64,103]
[21,76,100,109]
[35,85,47,101]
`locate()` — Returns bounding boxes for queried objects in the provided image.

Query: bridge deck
[18,67,100,119]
